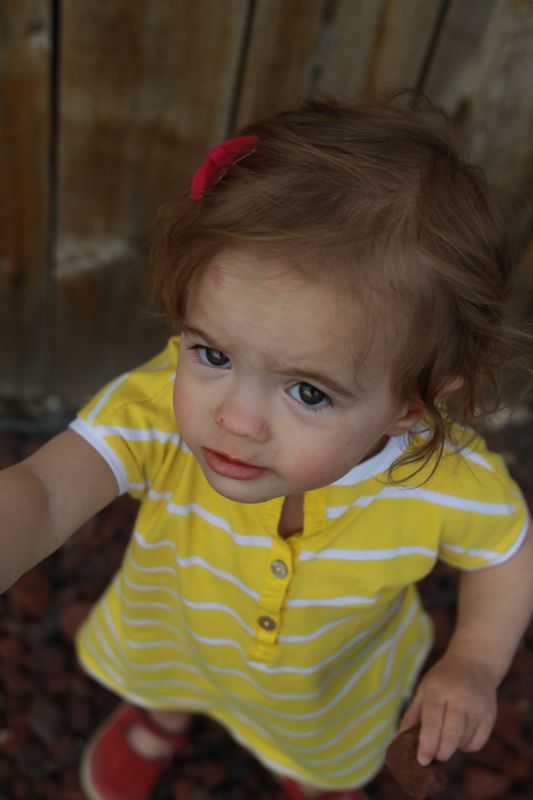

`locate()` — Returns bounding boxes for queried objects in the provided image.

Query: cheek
[283,438,355,489]
[296,460,335,487]
[173,375,199,433]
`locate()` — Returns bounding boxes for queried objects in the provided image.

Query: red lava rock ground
[0,417,532,800]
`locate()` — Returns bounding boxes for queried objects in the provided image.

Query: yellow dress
[70,337,529,790]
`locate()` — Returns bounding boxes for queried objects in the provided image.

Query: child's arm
[0,430,118,593]
[398,518,533,766]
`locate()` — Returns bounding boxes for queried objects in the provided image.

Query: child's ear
[387,376,464,437]
[387,402,426,437]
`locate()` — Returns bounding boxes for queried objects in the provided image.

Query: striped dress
[70,337,529,790]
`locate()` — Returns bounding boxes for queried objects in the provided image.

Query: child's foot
[282,777,369,799]
[80,703,192,800]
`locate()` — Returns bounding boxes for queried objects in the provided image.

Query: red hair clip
[191,135,260,201]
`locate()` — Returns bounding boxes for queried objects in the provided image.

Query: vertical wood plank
[2,0,531,403]
[236,0,326,125]
[424,0,533,305]
[422,0,500,107]
[316,0,443,99]
[460,0,533,237]
[54,0,248,402]
[236,0,443,127]
[0,0,51,398]
[424,0,533,224]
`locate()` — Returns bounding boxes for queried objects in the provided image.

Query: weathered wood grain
[425,0,533,309]
[0,1,51,398]
[316,0,443,99]
[53,0,248,401]
[1,0,531,402]
[236,0,442,127]
[235,0,325,125]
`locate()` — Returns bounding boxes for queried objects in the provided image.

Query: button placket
[251,541,293,659]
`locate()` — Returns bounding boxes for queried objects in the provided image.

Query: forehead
[187,250,397,383]
[191,251,355,336]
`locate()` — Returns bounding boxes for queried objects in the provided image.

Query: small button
[258,615,276,631]
[270,559,288,579]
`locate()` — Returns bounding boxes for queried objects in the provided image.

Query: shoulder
[69,337,184,495]
[77,337,180,427]
[418,424,530,569]
[399,424,518,496]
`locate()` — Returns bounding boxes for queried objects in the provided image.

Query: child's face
[173,250,420,504]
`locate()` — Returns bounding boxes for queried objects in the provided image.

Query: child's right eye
[288,382,331,409]
[193,345,231,369]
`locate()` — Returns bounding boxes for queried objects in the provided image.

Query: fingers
[461,711,495,753]
[397,692,423,736]
[418,701,465,765]
[394,661,498,767]
[417,700,495,765]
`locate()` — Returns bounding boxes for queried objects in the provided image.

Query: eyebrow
[283,368,357,398]
[182,323,359,398]
[182,324,227,351]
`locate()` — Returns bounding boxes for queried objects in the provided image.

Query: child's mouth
[202,448,265,480]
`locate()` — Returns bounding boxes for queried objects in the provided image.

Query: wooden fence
[1,0,532,404]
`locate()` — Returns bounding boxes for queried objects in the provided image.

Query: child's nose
[214,386,270,443]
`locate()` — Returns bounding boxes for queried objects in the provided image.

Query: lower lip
[202,448,265,480]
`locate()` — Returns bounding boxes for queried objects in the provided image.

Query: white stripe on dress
[287,595,377,607]
[128,546,261,602]
[231,602,418,720]
[130,532,377,609]
[441,516,530,566]
[298,545,435,562]
[167,502,271,547]
[327,485,518,517]
[92,424,186,446]
[87,373,128,422]
[121,576,361,644]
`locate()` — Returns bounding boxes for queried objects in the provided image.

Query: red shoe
[282,777,369,800]
[80,703,191,800]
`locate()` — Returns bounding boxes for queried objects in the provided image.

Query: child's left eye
[193,346,231,369]
[288,382,331,408]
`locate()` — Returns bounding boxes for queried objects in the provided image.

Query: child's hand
[397,650,498,766]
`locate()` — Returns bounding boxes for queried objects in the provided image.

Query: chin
[212,486,273,504]
[203,473,277,505]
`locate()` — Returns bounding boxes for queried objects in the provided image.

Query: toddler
[1,95,533,800]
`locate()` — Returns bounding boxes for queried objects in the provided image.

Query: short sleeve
[69,337,184,497]
[436,435,530,571]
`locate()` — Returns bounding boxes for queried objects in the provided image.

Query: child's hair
[151,92,531,479]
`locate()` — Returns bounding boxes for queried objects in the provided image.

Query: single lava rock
[385,728,447,799]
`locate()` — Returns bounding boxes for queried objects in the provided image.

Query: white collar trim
[332,434,410,487]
